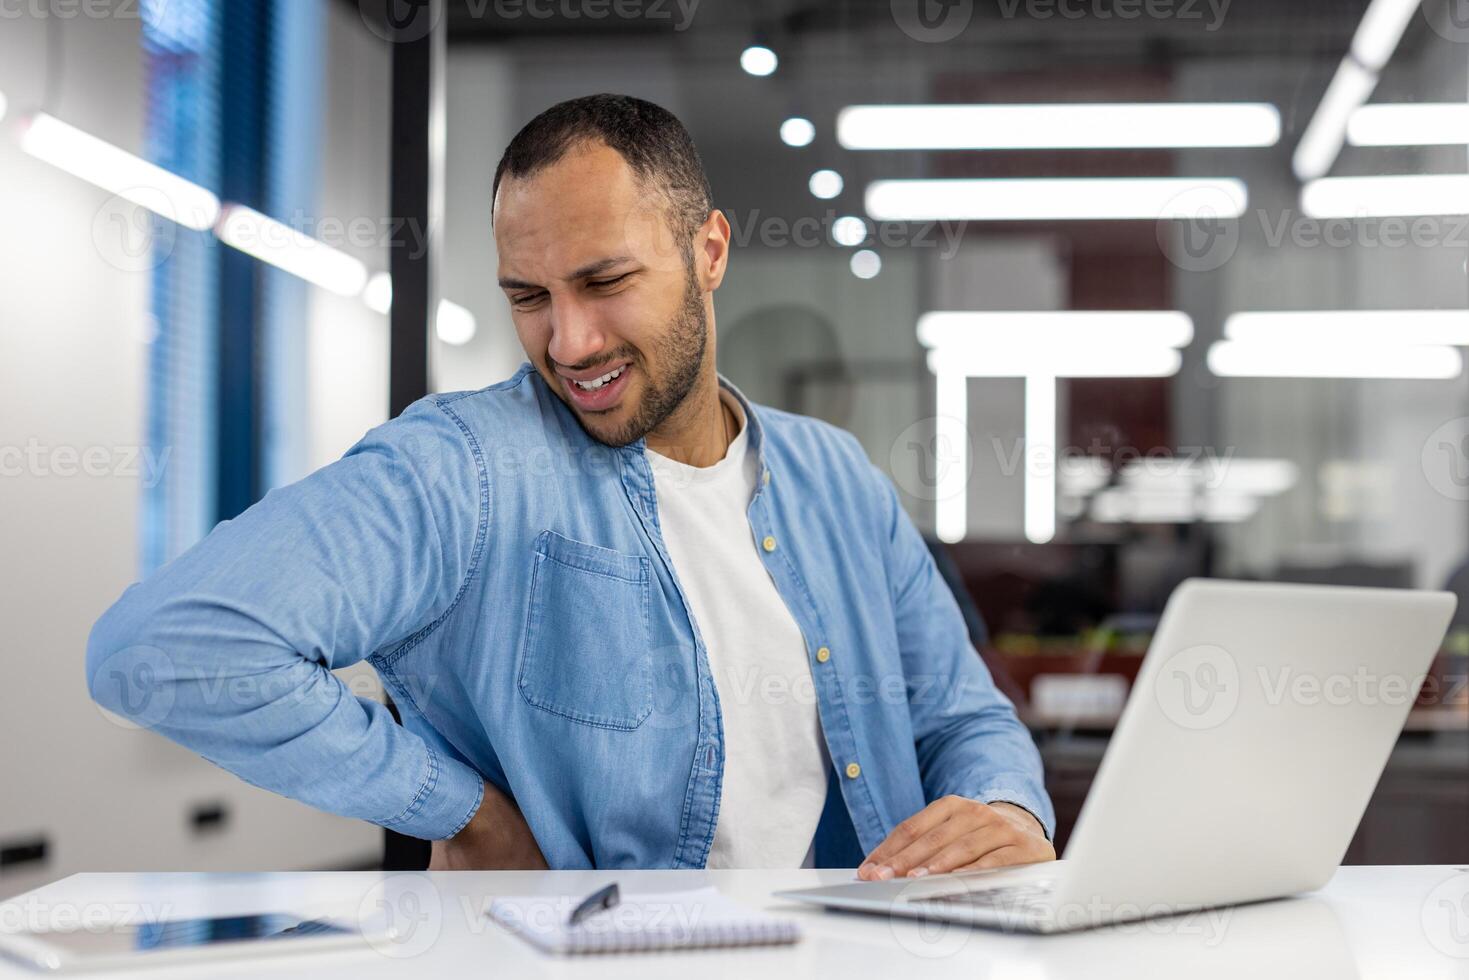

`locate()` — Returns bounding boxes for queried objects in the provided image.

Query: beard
[572,266,708,448]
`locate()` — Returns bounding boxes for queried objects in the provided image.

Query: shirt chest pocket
[517,529,654,731]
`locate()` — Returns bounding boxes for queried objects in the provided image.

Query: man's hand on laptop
[428,781,549,871]
[857,797,1055,881]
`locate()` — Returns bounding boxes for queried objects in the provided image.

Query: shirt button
[816,646,831,663]
[762,536,777,552]
[763,470,771,486]
[845,762,861,779]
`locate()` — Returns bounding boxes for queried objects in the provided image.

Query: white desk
[3,866,1466,978]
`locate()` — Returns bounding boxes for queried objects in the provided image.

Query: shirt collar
[718,373,771,491]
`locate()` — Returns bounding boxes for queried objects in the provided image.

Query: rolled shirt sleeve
[86,396,488,840]
[874,463,1056,840]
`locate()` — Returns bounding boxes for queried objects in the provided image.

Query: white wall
[0,5,383,900]
[438,48,526,392]
[306,1,395,471]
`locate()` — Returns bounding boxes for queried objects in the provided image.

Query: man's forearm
[85,399,488,840]
[872,460,1056,838]
[87,591,484,839]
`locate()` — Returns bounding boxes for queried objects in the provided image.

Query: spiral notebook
[486,887,802,955]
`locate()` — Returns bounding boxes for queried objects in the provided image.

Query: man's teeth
[573,366,625,391]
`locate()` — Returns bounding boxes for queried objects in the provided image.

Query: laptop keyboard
[906,880,1055,912]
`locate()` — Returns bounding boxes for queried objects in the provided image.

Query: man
[88,94,1054,880]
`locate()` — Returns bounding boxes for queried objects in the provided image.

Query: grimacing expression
[493,142,711,447]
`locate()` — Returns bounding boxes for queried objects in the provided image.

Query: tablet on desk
[0,911,387,974]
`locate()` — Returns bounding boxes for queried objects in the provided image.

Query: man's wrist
[988,800,1048,838]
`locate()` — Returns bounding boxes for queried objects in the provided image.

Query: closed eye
[511,290,547,309]
[589,273,631,290]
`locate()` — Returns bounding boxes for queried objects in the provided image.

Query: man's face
[494,141,714,447]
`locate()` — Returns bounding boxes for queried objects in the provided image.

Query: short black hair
[491,93,713,253]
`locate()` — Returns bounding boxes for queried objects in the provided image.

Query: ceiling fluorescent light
[216,204,367,297]
[838,103,1281,150]
[1348,104,1469,146]
[867,178,1247,221]
[927,347,1183,379]
[1059,457,1111,497]
[918,311,1194,352]
[933,369,968,545]
[1225,310,1469,347]
[1091,488,1261,524]
[780,117,815,147]
[1291,58,1379,181]
[1207,341,1462,379]
[19,112,219,230]
[925,310,1193,546]
[362,272,475,344]
[362,272,393,314]
[1350,0,1423,71]
[1025,377,1057,545]
[849,249,882,279]
[1207,459,1299,496]
[1300,174,1469,218]
[436,300,477,346]
[740,45,777,77]
[1291,0,1421,180]
[1119,458,1298,496]
[809,169,843,200]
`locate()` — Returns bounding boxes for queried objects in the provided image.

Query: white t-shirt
[646,391,830,869]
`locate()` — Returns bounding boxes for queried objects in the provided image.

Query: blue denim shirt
[87,365,1053,868]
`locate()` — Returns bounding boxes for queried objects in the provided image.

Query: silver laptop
[778,579,1456,933]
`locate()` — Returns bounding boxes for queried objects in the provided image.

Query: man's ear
[698,209,731,292]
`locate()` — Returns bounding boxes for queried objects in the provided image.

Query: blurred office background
[1,0,1465,897]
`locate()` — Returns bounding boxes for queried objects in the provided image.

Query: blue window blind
[141,0,322,572]
[141,0,219,573]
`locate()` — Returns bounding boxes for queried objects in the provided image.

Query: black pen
[567,883,620,927]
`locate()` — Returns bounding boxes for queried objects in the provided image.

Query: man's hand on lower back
[428,781,549,871]
[857,797,1055,880]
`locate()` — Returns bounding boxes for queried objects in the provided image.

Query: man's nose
[546,295,609,369]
